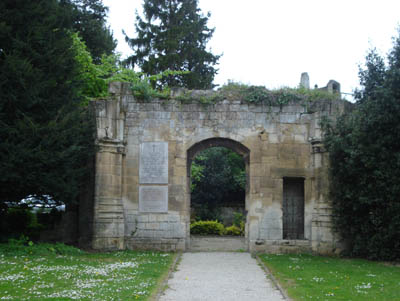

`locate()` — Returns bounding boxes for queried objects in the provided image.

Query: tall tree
[323,30,400,260]
[0,0,96,207]
[125,0,221,89]
[67,0,117,63]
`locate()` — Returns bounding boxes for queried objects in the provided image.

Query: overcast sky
[103,0,400,99]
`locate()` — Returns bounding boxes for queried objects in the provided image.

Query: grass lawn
[0,241,175,300]
[259,253,400,300]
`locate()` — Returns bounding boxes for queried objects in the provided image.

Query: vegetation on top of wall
[217,81,340,105]
[76,49,189,102]
[76,33,340,105]
[113,79,341,105]
[78,45,340,105]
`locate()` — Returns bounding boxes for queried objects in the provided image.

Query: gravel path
[159,252,286,301]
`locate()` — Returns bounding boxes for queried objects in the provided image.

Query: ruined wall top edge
[97,81,352,113]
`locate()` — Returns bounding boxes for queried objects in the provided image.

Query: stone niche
[91,81,349,254]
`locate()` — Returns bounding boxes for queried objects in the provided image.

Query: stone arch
[186,137,250,249]
[187,137,250,169]
[91,82,350,254]
[187,138,250,193]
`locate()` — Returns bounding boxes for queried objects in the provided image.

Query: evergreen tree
[125,0,221,89]
[0,0,96,207]
[68,0,117,63]
[323,30,400,260]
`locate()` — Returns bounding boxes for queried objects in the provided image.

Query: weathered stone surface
[190,236,247,251]
[139,186,168,213]
[91,82,350,254]
[300,72,310,89]
[139,142,168,184]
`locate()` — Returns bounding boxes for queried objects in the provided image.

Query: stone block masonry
[91,81,349,253]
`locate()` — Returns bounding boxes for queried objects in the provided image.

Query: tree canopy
[0,0,96,207]
[67,0,117,63]
[124,0,221,89]
[190,147,245,221]
[323,30,400,260]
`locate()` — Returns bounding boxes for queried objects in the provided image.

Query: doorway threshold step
[190,236,247,252]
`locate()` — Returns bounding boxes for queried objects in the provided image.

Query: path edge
[255,254,292,301]
[151,252,182,301]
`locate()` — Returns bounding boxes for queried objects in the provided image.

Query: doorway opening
[187,138,249,243]
[282,177,305,239]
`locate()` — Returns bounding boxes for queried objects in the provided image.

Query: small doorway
[283,177,305,239]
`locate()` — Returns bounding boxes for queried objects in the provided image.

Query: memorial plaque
[139,186,168,213]
[139,142,168,184]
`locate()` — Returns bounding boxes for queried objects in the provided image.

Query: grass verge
[0,241,174,300]
[149,252,181,301]
[259,253,400,300]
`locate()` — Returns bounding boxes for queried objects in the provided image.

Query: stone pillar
[92,139,125,250]
[310,139,338,254]
[327,80,341,94]
[300,72,310,89]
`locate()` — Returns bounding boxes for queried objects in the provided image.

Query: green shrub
[36,208,62,230]
[6,208,34,233]
[225,225,242,236]
[322,32,400,260]
[0,238,84,256]
[239,221,245,234]
[232,212,245,236]
[233,212,244,227]
[3,208,44,240]
[190,220,225,235]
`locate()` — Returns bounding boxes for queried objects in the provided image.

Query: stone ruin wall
[92,82,349,254]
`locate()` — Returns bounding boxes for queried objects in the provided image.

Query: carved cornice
[96,138,126,155]
[309,138,326,154]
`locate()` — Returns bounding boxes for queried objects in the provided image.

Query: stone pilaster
[92,139,125,250]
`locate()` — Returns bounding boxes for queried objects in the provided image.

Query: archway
[92,82,347,253]
[187,138,250,250]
